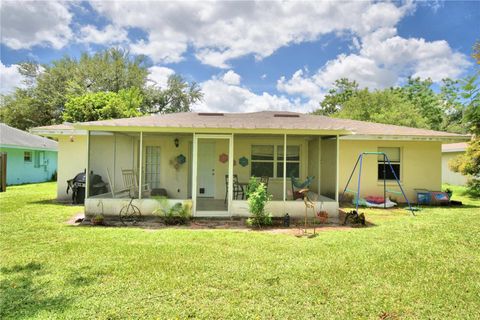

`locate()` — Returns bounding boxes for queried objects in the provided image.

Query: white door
[197,142,215,197]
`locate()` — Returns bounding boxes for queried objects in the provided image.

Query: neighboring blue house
[0,123,58,185]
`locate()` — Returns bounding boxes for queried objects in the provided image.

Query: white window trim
[377,147,402,182]
[250,144,301,178]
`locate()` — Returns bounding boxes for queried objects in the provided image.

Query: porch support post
[113,133,116,191]
[335,134,340,202]
[192,133,198,216]
[283,134,287,203]
[138,131,143,200]
[228,134,234,215]
[85,130,90,198]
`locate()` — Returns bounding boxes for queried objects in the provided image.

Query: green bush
[154,199,192,225]
[246,177,272,228]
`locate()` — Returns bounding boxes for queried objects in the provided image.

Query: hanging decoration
[170,154,186,170]
[219,153,228,163]
[176,154,186,164]
[239,156,249,167]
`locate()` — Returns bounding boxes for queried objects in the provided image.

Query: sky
[1,0,479,113]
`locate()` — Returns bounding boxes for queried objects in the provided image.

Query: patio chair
[291,176,314,200]
[121,169,151,198]
[224,174,245,203]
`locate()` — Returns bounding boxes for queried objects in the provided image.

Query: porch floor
[196,198,228,211]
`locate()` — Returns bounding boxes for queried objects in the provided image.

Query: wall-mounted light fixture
[69,135,75,142]
[174,138,179,148]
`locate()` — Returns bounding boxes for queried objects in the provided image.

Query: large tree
[449,41,480,195]
[334,89,428,128]
[313,78,359,116]
[0,48,202,129]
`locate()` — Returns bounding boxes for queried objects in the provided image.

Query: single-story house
[31,111,469,219]
[441,142,470,186]
[0,123,58,185]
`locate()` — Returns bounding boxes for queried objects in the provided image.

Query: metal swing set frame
[340,152,415,215]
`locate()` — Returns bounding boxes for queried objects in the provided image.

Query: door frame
[192,134,233,216]
[196,141,216,198]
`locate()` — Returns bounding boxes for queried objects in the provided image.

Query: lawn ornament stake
[299,188,316,235]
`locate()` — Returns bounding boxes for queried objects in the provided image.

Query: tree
[63,88,143,122]
[439,78,466,133]
[334,89,428,128]
[449,41,480,195]
[313,78,359,116]
[0,48,202,130]
[141,75,203,114]
[400,77,443,131]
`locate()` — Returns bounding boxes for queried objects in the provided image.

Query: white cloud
[0,62,24,94]
[278,24,470,99]
[147,66,175,88]
[0,1,72,49]
[89,1,414,68]
[194,77,309,113]
[78,24,128,45]
[222,70,241,85]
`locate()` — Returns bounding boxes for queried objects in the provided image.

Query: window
[276,145,300,178]
[251,145,300,178]
[24,151,32,162]
[378,147,401,180]
[145,146,161,189]
[251,145,274,177]
[34,151,45,168]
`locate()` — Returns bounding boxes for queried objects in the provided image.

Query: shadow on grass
[0,262,72,319]
[28,199,81,207]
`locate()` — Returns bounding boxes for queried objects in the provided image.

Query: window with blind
[378,147,401,180]
[251,145,300,178]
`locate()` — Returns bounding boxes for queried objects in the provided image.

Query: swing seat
[386,189,403,195]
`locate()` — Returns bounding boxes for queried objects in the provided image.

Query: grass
[1,182,479,319]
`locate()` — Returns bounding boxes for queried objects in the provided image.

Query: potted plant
[91,214,105,226]
[317,210,328,224]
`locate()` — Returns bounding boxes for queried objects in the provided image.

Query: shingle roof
[442,142,468,153]
[0,123,58,150]
[73,111,468,138]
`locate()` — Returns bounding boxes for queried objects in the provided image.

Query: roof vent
[274,113,300,118]
[198,112,224,116]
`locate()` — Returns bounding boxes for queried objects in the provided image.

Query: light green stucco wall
[0,147,57,185]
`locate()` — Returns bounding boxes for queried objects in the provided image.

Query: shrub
[154,199,192,225]
[246,177,272,228]
[91,214,104,226]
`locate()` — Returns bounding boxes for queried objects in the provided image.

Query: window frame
[377,147,401,181]
[250,144,301,178]
[24,151,32,163]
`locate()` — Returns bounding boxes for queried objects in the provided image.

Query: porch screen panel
[145,146,161,189]
[277,145,300,178]
[251,145,274,177]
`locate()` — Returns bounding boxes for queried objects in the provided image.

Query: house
[31,111,469,219]
[441,142,470,186]
[0,123,58,186]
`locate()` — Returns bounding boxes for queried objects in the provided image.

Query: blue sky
[1,1,479,112]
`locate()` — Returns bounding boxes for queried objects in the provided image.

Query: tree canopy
[0,48,203,129]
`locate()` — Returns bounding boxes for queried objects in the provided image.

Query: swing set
[340,152,416,215]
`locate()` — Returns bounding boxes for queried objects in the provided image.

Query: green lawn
[1,183,479,319]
